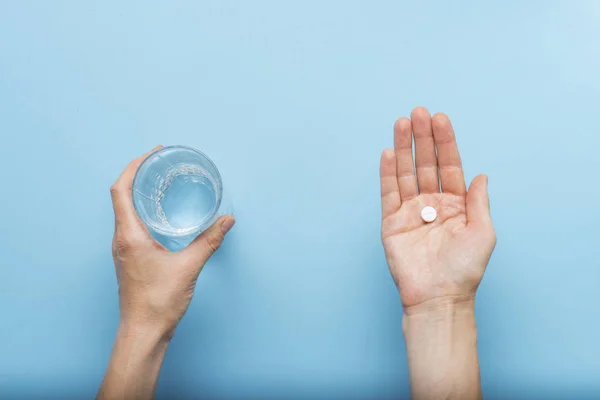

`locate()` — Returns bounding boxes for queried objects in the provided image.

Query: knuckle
[110,184,121,199]
[205,232,223,253]
[115,232,142,254]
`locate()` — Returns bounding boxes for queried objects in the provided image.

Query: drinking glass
[132,145,230,251]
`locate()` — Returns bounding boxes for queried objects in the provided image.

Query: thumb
[466,174,492,228]
[184,215,235,266]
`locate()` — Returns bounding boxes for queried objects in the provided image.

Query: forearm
[403,298,481,400]
[97,322,171,400]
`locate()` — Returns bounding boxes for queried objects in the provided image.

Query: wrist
[98,319,171,400]
[402,296,476,336]
[402,296,481,400]
[403,295,475,317]
[117,318,175,346]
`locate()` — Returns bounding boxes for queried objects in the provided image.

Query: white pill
[421,206,437,223]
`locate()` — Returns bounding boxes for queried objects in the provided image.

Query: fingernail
[221,217,235,235]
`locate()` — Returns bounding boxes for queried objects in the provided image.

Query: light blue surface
[1,1,599,398]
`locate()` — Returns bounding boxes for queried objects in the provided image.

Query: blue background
[1,1,599,398]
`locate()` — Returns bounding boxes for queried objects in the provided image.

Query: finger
[393,117,418,201]
[380,148,401,219]
[110,145,163,228]
[432,113,466,196]
[411,106,439,193]
[466,174,492,227]
[182,215,235,268]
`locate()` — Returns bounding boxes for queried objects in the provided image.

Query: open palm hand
[380,107,496,310]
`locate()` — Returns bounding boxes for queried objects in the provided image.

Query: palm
[380,108,495,309]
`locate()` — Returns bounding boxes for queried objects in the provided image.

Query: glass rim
[132,145,223,237]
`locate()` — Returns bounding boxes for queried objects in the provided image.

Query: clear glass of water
[132,146,229,251]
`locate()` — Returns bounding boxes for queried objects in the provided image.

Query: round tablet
[421,206,437,223]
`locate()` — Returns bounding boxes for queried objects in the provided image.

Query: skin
[97,109,493,399]
[97,146,235,400]
[380,107,496,400]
